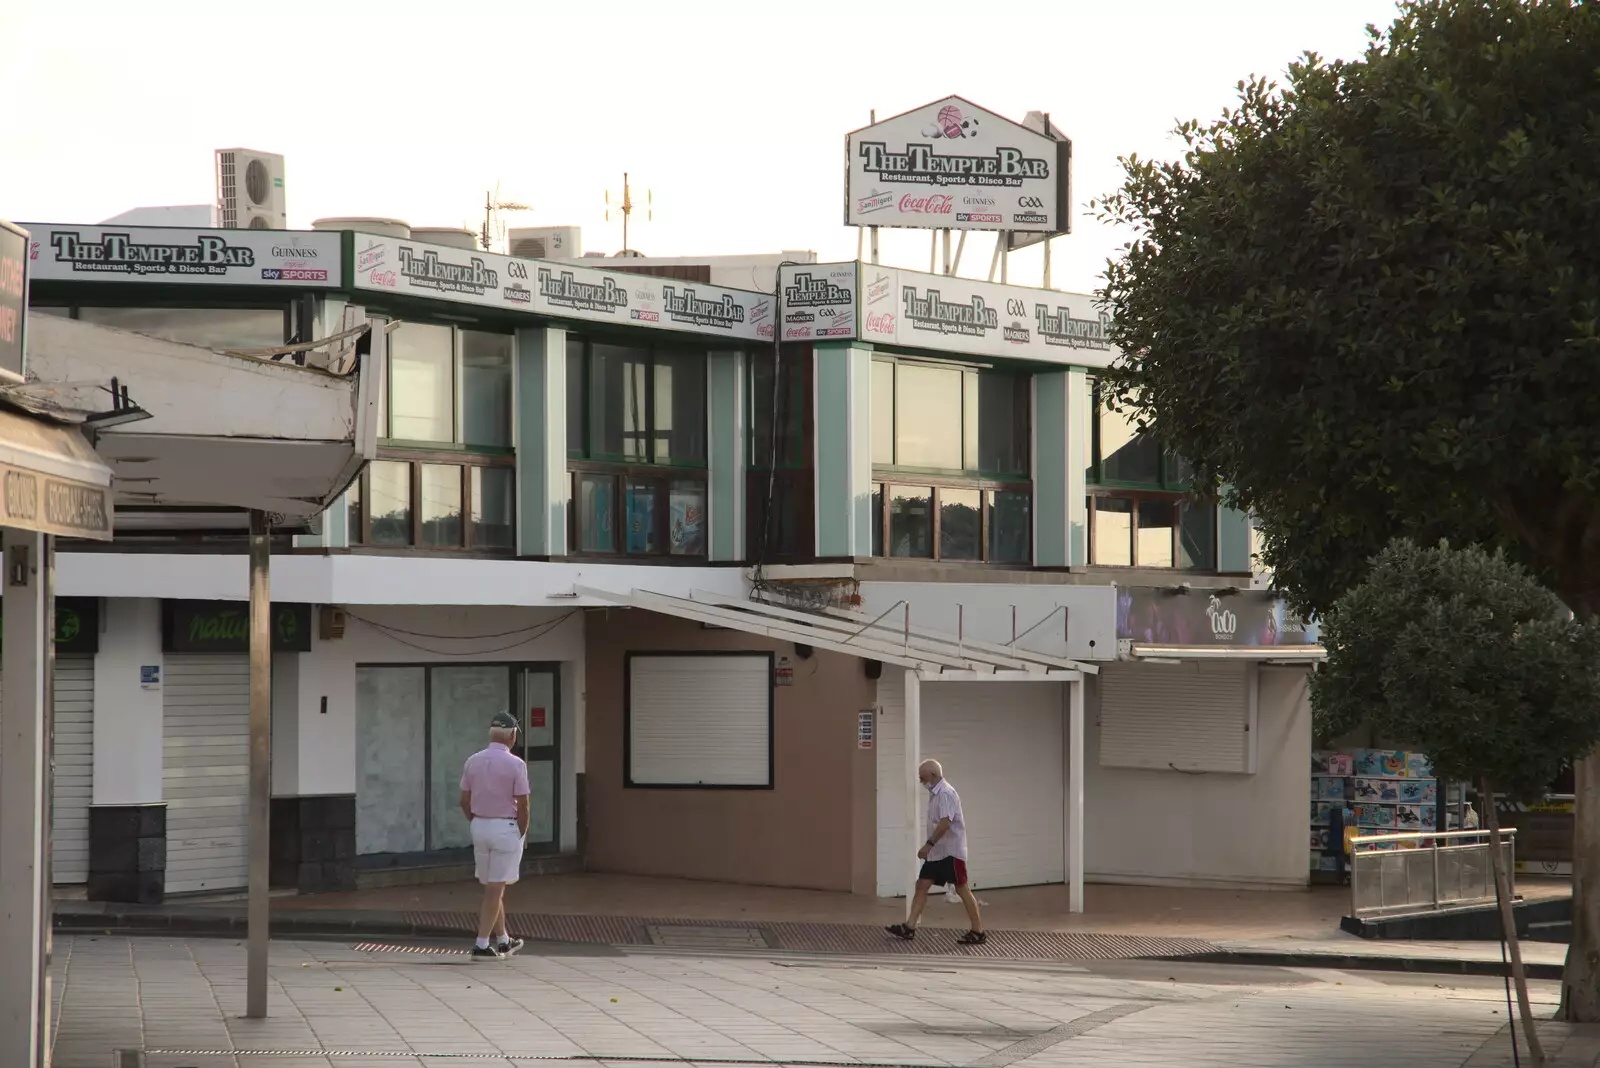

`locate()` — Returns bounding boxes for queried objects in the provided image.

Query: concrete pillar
[515,324,568,557]
[814,342,873,558]
[0,529,51,1067]
[902,668,922,909]
[1218,491,1252,574]
[1031,370,1091,567]
[92,598,164,805]
[707,350,746,562]
[1068,676,1085,914]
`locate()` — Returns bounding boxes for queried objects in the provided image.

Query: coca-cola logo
[866,312,896,335]
[899,194,952,215]
[368,270,398,288]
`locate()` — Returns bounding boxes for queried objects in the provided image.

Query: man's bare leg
[492,899,508,942]
[956,885,984,933]
[906,879,934,929]
[477,883,506,942]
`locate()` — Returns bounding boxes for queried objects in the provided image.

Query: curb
[1150,949,1564,981]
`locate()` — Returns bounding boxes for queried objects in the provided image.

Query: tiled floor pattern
[46,934,1576,1068]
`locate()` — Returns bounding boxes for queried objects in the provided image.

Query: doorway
[355,661,562,860]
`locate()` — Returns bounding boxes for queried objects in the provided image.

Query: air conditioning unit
[507,226,581,260]
[215,148,287,229]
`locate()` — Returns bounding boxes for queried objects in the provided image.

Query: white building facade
[25,218,1320,906]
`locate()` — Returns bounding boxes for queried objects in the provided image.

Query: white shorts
[471,818,524,884]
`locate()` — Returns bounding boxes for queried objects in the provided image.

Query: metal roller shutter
[52,654,95,884]
[1098,661,1257,773]
[0,654,98,885]
[877,670,1065,892]
[163,654,250,894]
[627,654,773,787]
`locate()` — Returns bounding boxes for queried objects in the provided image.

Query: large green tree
[1094,0,1600,1017]
[1317,539,1600,1059]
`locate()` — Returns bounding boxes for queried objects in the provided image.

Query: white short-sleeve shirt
[926,779,968,861]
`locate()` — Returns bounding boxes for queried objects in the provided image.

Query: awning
[1129,643,1324,664]
[578,586,1096,680]
[0,407,113,541]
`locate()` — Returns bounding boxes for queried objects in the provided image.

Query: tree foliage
[1095,0,1600,618]
[1314,539,1600,801]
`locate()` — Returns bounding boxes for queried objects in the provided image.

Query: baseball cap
[490,711,518,730]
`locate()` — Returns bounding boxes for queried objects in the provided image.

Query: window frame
[1087,380,1190,492]
[567,462,710,561]
[871,477,1033,565]
[349,448,517,553]
[566,335,709,468]
[378,320,515,450]
[624,651,775,790]
[1087,489,1217,570]
[871,356,1031,480]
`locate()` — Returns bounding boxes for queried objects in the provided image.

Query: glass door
[515,668,560,853]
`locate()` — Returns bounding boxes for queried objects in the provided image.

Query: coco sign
[0,219,28,383]
[162,600,313,654]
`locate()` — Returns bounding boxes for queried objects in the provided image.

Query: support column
[1068,675,1085,914]
[0,529,50,1067]
[903,668,922,907]
[515,325,568,557]
[247,511,272,1019]
[814,342,873,558]
[1031,369,1091,567]
[707,350,746,561]
[1218,491,1252,573]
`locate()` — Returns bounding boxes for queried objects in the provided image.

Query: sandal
[885,923,917,941]
[957,930,987,945]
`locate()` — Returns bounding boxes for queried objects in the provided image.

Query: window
[1087,493,1215,569]
[748,350,813,561]
[568,335,710,559]
[871,357,1032,563]
[349,453,516,552]
[1085,381,1213,569]
[626,653,773,788]
[380,322,513,447]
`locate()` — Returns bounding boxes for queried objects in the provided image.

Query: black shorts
[919,857,969,887]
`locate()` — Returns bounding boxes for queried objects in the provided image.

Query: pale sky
[4,0,1404,295]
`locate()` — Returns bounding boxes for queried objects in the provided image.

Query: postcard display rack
[1311,749,1437,875]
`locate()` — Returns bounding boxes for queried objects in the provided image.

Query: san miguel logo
[662,285,745,329]
[901,286,997,337]
[857,142,1050,188]
[397,245,498,295]
[49,231,254,276]
[784,272,852,308]
[1034,303,1114,351]
[538,268,628,314]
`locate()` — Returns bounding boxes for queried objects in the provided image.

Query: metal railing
[1349,828,1516,919]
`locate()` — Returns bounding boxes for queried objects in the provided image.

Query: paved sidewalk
[48,933,1576,1068]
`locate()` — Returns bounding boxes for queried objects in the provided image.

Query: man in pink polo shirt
[459,711,530,961]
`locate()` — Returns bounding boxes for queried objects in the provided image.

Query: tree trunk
[1485,779,1545,1064]
[1562,753,1600,1020]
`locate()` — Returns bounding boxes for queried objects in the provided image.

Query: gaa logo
[1018,196,1045,209]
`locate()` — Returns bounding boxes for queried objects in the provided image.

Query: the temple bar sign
[0,461,112,541]
[162,600,314,654]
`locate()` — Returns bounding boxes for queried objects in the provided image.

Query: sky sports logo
[261,268,328,281]
[957,212,1001,223]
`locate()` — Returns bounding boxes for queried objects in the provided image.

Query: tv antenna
[604,173,652,255]
[479,181,532,252]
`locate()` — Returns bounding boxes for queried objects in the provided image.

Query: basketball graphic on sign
[922,105,982,140]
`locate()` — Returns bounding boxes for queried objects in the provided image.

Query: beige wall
[584,608,878,892]
[1082,665,1313,890]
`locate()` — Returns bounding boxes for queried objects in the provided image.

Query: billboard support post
[953,231,967,276]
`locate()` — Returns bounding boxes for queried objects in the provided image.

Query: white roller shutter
[1098,661,1257,774]
[163,654,250,894]
[876,670,1065,892]
[52,654,95,884]
[627,654,772,787]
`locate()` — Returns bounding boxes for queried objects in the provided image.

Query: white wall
[92,598,164,805]
[856,581,1116,663]
[282,605,585,850]
[57,553,746,607]
[1082,664,1312,890]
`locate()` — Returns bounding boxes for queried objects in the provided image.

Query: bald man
[886,759,986,945]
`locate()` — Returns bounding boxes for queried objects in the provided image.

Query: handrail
[1352,827,1516,848]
